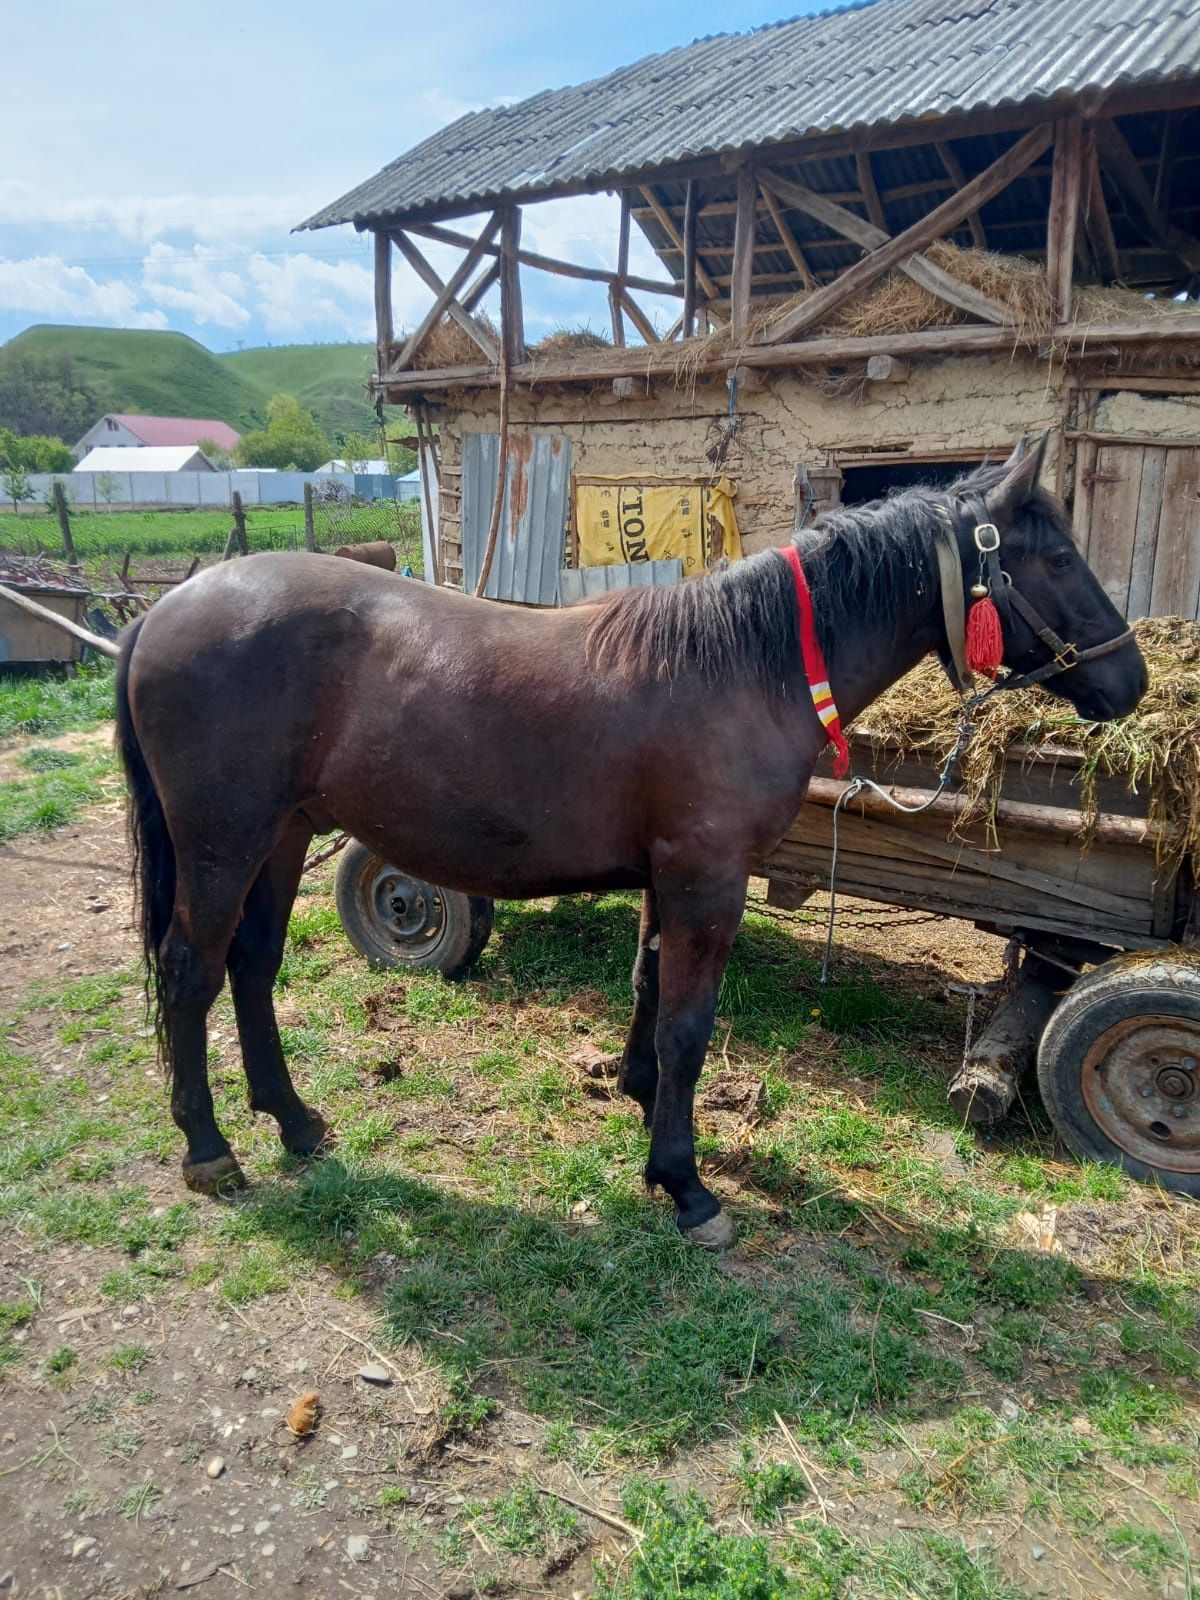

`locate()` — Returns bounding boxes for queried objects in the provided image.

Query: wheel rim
[1081,1014,1200,1174]
[364,863,447,956]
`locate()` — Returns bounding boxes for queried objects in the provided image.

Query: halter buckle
[973,522,1001,554]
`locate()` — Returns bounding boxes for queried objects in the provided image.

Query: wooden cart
[763,734,1200,1196]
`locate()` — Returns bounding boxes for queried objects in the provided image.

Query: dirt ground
[1,779,1197,1600]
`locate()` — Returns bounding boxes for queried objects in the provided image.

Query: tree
[331,430,416,475]
[234,395,330,472]
[0,426,74,473]
[197,437,236,470]
[2,465,34,514]
[0,351,112,441]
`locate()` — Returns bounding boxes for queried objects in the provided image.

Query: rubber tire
[334,841,494,979]
[1036,953,1200,1197]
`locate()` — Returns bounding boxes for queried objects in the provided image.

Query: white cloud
[140,243,252,330]
[0,180,325,245]
[0,254,166,327]
[245,253,376,340]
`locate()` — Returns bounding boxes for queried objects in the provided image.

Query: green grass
[223,342,378,437]
[0,743,118,840]
[0,661,115,739]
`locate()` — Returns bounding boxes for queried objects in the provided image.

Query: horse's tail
[115,617,174,1069]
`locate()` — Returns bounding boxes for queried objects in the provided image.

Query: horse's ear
[985,429,1051,523]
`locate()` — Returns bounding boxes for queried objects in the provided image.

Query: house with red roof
[73,413,241,461]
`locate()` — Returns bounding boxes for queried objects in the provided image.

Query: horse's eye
[1047,551,1074,573]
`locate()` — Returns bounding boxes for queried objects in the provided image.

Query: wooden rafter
[756,124,1052,344]
[620,289,658,344]
[682,179,698,337]
[1092,116,1200,273]
[1047,119,1085,322]
[391,231,500,362]
[934,142,988,250]
[1081,125,1121,285]
[855,152,888,232]
[639,185,719,298]
[758,167,1016,329]
[393,211,503,371]
[760,184,815,291]
[406,219,682,299]
[462,260,500,315]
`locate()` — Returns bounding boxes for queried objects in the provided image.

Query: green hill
[0,326,376,442]
[221,344,376,437]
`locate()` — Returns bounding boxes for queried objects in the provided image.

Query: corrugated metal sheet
[301,0,1200,230]
[461,432,572,605]
[557,560,683,604]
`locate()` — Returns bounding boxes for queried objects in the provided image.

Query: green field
[1,325,376,440]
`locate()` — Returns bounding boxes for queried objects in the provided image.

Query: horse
[115,434,1147,1248]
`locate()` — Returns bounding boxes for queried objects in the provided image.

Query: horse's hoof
[683,1210,737,1252]
[283,1110,334,1159]
[182,1153,245,1196]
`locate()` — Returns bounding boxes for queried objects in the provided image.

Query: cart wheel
[1037,954,1200,1196]
[334,842,493,979]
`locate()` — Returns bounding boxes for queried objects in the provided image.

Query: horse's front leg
[617,887,661,1126]
[644,872,747,1250]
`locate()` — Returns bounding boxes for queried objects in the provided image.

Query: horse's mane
[583,462,1071,689]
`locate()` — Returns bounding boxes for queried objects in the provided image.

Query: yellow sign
[575,477,743,574]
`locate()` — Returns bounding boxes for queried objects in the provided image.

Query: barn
[302,0,1200,614]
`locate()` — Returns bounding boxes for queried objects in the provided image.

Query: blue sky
[1,0,830,354]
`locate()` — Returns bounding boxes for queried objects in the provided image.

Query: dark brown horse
[116,436,1146,1247]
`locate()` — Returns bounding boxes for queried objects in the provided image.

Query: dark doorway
[840,458,983,506]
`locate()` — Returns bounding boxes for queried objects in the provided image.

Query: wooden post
[374,230,393,377]
[682,179,698,338]
[223,491,248,560]
[731,165,756,341]
[52,481,78,566]
[1047,118,1085,323]
[500,206,525,367]
[303,481,317,552]
[610,192,630,347]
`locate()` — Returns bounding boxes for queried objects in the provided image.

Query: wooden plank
[393,211,503,371]
[731,165,757,338]
[391,231,500,362]
[1092,116,1200,273]
[639,185,719,298]
[1126,446,1168,619]
[1149,446,1200,619]
[935,141,987,250]
[760,184,815,291]
[756,125,1053,343]
[500,206,525,367]
[1047,118,1085,322]
[856,151,888,232]
[682,179,698,337]
[1086,440,1145,614]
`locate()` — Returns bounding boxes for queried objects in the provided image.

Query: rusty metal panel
[557,560,682,605]
[461,431,571,605]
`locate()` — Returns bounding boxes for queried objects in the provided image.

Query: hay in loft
[531,325,613,354]
[858,617,1200,882]
[409,310,500,370]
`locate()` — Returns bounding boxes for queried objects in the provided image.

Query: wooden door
[1076,439,1200,619]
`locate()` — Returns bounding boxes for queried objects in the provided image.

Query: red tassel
[965,596,1004,678]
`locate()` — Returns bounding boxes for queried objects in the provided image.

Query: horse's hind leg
[617,888,661,1126]
[226,817,331,1158]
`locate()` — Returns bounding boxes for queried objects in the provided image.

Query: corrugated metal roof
[301,0,1200,230]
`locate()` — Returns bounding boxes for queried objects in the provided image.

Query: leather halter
[947,492,1136,694]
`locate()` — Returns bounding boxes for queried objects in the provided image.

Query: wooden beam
[855,151,887,232]
[620,288,658,345]
[682,179,698,337]
[639,185,719,298]
[759,168,1016,326]
[611,191,630,345]
[756,124,1052,344]
[760,183,815,291]
[1081,125,1121,285]
[500,205,525,367]
[1092,116,1200,272]
[935,141,988,250]
[393,211,502,371]
[1154,110,1179,211]
[461,259,500,314]
[373,231,393,374]
[391,230,500,362]
[731,165,757,339]
[1047,118,1085,321]
[406,218,682,298]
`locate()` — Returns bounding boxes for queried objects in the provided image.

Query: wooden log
[500,206,525,368]
[731,166,757,339]
[232,492,248,553]
[303,481,317,552]
[1047,118,1085,323]
[52,482,78,566]
[935,141,988,250]
[639,185,719,298]
[391,231,501,362]
[682,179,698,338]
[393,211,503,371]
[0,582,119,659]
[620,289,658,345]
[1081,125,1121,285]
[757,124,1053,343]
[374,231,393,377]
[855,151,888,232]
[407,219,682,299]
[760,184,815,291]
[947,952,1063,1124]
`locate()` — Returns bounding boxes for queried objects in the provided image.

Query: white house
[73,413,241,461]
[75,445,217,473]
[316,457,392,474]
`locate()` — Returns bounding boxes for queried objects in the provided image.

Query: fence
[0,469,420,511]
